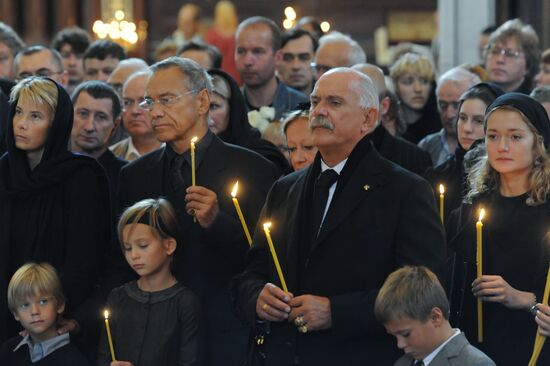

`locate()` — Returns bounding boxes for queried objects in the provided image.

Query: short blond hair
[389,52,435,84]
[10,77,58,118]
[374,266,449,324]
[7,262,64,313]
[118,198,179,250]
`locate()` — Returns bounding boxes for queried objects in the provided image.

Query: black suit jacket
[371,125,433,176]
[118,134,278,365]
[232,138,446,366]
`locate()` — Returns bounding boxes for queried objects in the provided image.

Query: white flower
[247,108,273,133]
[259,106,275,120]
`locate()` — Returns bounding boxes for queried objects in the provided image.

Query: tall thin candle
[528,264,550,366]
[439,184,445,223]
[190,136,198,187]
[231,181,252,246]
[476,208,485,343]
[263,222,288,293]
[104,310,116,361]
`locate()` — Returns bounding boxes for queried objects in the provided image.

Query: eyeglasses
[438,100,460,111]
[310,62,332,75]
[16,69,64,81]
[282,52,312,63]
[488,46,523,59]
[123,97,146,110]
[139,90,197,111]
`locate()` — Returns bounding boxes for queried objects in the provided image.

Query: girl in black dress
[447,93,550,365]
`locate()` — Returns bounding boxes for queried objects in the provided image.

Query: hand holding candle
[104,310,116,362]
[231,181,252,246]
[263,222,288,293]
[476,208,485,343]
[439,184,445,223]
[528,265,550,366]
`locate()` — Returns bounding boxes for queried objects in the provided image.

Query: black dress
[97,281,203,366]
[0,80,111,342]
[447,191,550,366]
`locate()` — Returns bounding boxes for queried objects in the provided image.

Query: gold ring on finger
[294,316,306,327]
[262,303,269,311]
[298,325,308,333]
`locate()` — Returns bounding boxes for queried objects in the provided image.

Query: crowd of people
[1,3,550,365]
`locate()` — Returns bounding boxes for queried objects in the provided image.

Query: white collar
[422,328,461,365]
[320,158,347,175]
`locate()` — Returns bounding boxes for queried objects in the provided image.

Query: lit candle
[263,222,288,293]
[528,264,550,366]
[104,310,116,361]
[231,181,252,246]
[190,136,198,187]
[476,208,485,343]
[439,184,445,223]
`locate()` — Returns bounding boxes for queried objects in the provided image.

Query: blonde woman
[447,93,550,365]
[0,77,110,343]
[390,52,441,143]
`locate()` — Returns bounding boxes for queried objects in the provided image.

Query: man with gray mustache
[232,68,446,365]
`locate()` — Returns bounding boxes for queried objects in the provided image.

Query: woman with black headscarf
[447,93,550,365]
[0,77,111,342]
[207,69,291,175]
[426,83,503,223]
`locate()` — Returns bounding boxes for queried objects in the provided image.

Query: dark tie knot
[413,360,425,366]
[171,154,185,169]
[315,169,339,189]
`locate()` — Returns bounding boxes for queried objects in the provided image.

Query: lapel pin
[363,184,370,191]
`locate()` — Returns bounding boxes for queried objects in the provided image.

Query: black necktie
[412,360,425,366]
[170,154,186,194]
[311,169,339,238]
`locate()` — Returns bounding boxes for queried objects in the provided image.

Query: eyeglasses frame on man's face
[16,69,64,82]
[487,45,523,60]
[139,89,198,111]
[310,62,332,75]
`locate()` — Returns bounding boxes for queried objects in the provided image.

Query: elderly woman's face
[396,73,431,110]
[286,117,317,171]
[486,108,535,178]
[12,96,53,153]
[208,92,230,135]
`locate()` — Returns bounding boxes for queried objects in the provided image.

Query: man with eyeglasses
[118,57,279,366]
[110,70,162,161]
[312,31,366,81]
[277,28,317,96]
[13,45,68,87]
[418,68,480,166]
[235,16,308,120]
[484,18,541,93]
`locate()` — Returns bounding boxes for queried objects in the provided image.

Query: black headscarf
[485,92,550,149]
[207,69,290,175]
[0,78,103,198]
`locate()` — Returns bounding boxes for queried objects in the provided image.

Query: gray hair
[436,67,481,95]
[318,31,366,66]
[149,56,213,93]
[530,86,550,104]
[0,22,25,56]
[325,67,379,111]
[14,45,64,76]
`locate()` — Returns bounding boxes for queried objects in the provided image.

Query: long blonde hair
[466,106,550,205]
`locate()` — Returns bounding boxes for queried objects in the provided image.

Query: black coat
[370,125,432,175]
[0,336,90,366]
[118,134,278,366]
[0,80,111,342]
[231,137,446,366]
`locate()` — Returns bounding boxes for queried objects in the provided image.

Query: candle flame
[479,208,485,222]
[439,184,445,194]
[263,222,272,230]
[231,181,239,198]
[190,136,198,144]
[104,310,109,319]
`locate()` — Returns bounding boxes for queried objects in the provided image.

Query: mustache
[309,116,335,131]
